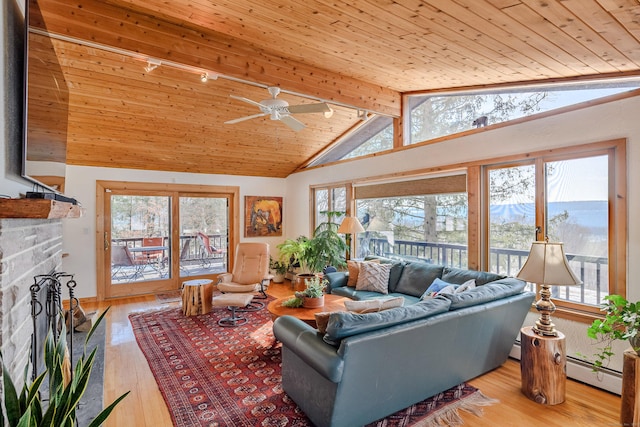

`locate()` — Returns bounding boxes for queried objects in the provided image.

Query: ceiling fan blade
[288,102,333,114]
[224,113,267,124]
[229,94,265,109]
[279,115,306,132]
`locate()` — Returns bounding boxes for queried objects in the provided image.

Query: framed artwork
[244,196,283,237]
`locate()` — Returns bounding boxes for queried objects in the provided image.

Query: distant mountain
[490,200,608,229]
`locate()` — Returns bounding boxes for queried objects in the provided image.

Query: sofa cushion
[323,297,451,345]
[387,261,405,293]
[441,266,505,286]
[394,263,444,297]
[355,262,391,294]
[436,278,526,310]
[419,277,454,300]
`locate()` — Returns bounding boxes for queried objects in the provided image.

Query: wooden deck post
[520,326,566,405]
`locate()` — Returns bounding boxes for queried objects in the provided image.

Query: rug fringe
[415,391,499,427]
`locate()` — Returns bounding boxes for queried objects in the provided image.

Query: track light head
[200,72,208,83]
[324,107,334,119]
[357,109,369,121]
[144,59,161,73]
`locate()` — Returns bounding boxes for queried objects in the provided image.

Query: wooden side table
[181,279,214,316]
[520,326,566,405]
[621,348,640,426]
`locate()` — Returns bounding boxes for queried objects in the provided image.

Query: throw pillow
[344,299,382,313]
[314,312,333,334]
[380,296,405,310]
[455,279,476,293]
[437,284,459,295]
[346,259,380,287]
[355,262,391,294]
[420,277,454,300]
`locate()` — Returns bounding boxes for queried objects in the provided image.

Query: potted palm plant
[586,294,640,372]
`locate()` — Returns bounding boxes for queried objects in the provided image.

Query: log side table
[181,279,214,316]
[520,326,566,405]
[621,348,640,426]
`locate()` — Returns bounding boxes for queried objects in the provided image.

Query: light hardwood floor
[87,281,622,427]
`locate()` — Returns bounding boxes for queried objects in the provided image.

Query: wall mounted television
[21,0,69,194]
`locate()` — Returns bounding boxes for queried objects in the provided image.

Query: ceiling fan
[225,86,333,131]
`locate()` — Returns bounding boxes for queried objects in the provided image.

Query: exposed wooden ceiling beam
[30,0,401,117]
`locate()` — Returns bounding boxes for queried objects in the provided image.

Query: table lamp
[516,240,582,337]
[337,217,365,261]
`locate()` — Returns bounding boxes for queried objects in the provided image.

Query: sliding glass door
[98,182,238,299]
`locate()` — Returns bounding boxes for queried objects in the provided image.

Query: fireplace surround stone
[0,218,63,381]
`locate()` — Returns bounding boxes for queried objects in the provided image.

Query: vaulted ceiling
[27,0,640,178]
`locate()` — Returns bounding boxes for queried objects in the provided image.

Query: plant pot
[303,295,324,308]
[629,334,640,355]
[294,273,317,291]
[272,273,285,283]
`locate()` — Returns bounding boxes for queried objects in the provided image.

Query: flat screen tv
[21,0,69,194]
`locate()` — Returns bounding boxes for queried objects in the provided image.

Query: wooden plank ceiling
[28,0,640,178]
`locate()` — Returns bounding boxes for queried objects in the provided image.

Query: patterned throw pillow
[355,262,391,294]
[455,279,476,293]
[347,259,380,287]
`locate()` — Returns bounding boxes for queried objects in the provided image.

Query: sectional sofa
[272,257,535,427]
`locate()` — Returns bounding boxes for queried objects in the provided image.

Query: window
[484,141,625,315]
[309,115,393,166]
[353,175,468,265]
[312,184,349,231]
[408,81,640,145]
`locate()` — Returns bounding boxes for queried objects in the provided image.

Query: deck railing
[362,237,608,305]
[111,234,226,262]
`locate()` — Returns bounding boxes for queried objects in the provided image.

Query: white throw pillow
[344,299,383,313]
[455,279,476,293]
[355,262,391,294]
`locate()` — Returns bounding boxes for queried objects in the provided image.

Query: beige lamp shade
[516,241,582,286]
[337,217,365,235]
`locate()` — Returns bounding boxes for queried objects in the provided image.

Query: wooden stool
[212,294,254,327]
[181,279,214,316]
[621,348,640,426]
[520,326,566,405]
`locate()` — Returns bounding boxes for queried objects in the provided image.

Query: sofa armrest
[217,272,232,283]
[273,316,344,383]
[325,271,348,292]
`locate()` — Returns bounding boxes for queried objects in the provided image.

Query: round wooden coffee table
[267,294,349,327]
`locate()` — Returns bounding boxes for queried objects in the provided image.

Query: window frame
[310,139,626,324]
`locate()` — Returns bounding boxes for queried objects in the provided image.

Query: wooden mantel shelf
[0,198,83,219]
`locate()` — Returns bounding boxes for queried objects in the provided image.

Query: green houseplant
[586,294,640,372]
[276,211,347,275]
[0,307,129,427]
[269,257,288,283]
[281,276,328,308]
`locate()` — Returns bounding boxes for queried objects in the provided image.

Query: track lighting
[144,59,161,72]
[200,72,208,82]
[324,107,334,119]
[357,109,369,121]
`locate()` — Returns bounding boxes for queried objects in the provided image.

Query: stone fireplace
[0,218,63,382]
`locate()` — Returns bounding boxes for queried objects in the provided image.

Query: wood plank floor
[86,281,622,427]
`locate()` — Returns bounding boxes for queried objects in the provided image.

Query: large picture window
[484,141,625,315]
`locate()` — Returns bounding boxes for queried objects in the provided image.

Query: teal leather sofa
[272,260,535,427]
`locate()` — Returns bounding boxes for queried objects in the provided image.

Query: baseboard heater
[510,341,622,395]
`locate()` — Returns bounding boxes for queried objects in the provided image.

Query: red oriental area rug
[129,305,497,427]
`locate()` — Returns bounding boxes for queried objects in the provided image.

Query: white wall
[287,95,640,376]
[61,166,286,298]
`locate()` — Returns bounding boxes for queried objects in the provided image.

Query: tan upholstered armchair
[217,242,271,309]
